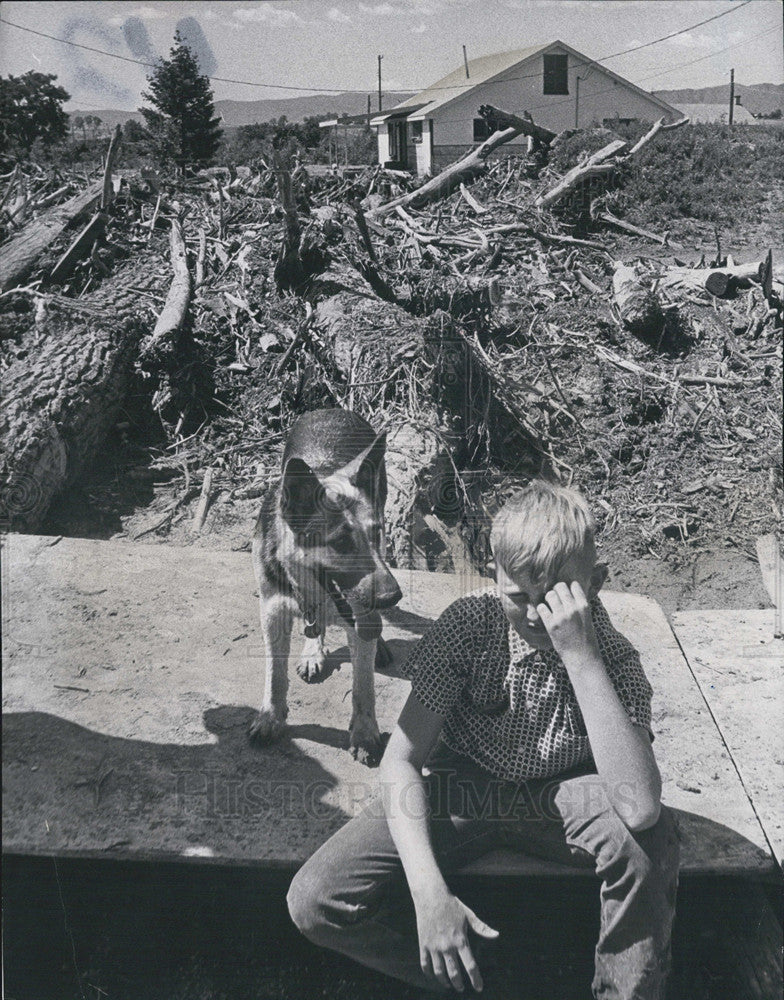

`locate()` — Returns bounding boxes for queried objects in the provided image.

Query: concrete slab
[2,534,775,875]
[671,609,784,867]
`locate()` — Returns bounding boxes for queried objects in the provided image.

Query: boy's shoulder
[436,585,504,630]
[591,597,642,665]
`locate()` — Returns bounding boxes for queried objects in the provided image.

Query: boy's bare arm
[379,693,499,993]
[537,581,662,832]
[378,694,449,897]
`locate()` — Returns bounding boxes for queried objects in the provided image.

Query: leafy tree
[139,32,222,171]
[123,118,146,142]
[0,71,70,153]
[73,115,86,141]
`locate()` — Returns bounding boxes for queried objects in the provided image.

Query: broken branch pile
[1,116,780,571]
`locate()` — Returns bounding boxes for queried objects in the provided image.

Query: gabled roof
[384,40,680,122]
[390,44,549,119]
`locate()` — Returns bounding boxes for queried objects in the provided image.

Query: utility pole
[367,93,371,125]
[462,45,470,79]
[575,76,580,128]
[729,67,735,125]
[378,55,383,112]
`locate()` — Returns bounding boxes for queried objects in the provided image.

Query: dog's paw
[297,653,327,683]
[349,716,388,768]
[249,709,286,744]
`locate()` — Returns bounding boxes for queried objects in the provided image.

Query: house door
[390,121,408,167]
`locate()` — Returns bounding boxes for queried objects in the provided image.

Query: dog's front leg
[297,632,326,683]
[250,593,295,744]
[346,628,385,767]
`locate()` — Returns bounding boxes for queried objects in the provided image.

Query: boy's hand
[536,581,601,665]
[414,886,499,993]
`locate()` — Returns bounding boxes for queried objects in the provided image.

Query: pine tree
[139,32,222,172]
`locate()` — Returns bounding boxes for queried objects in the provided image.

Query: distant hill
[73,83,781,133]
[69,91,415,131]
[653,82,784,116]
[213,91,414,126]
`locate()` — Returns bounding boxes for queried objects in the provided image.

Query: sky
[0,0,781,112]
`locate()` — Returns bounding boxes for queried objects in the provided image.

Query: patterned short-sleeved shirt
[404,588,653,783]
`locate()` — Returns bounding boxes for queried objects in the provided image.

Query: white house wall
[414,122,433,174]
[377,123,391,163]
[426,46,676,170]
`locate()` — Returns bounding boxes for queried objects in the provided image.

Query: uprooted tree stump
[313,291,461,569]
[312,289,546,570]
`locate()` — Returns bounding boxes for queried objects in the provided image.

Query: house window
[473,118,491,142]
[411,120,423,143]
[543,53,568,95]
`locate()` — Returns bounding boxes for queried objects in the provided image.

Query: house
[372,41,681,175]
[672,101,756,124]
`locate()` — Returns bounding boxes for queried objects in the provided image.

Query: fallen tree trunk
[0,181,102,293]
[659,259,783,299]
[371,125,523,217]
[591,202,683,249]
[138,218,191,366]
[478,104,557,146]
[0,258,161,530]
[537,117,688,211]
[536,139,627,210]
[49,211,108,284]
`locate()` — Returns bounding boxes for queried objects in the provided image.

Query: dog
[250,408,403,766]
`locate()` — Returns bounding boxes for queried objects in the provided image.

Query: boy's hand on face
[414,886,499,993]
[536,580,601,667]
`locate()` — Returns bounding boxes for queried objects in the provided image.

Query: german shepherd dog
[250,408,402,766]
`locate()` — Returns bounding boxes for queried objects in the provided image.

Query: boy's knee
[648,804,681,879]
[599,804,680,884]
[287,869,325,940]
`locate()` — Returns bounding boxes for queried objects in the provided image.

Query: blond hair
[490,482,596,584]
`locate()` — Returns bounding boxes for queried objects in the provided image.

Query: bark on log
[0,259,161,530]
[478,104,557,145]
[371,125,522,217]
[0,181,102,293]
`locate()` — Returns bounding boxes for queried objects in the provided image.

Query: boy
[287,482,680,999]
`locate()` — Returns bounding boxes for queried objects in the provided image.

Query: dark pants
[287,742,680,999]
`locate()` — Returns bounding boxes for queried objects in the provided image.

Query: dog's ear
[338,432,386,498]
[354,432,386,503]
[281,457,323,530]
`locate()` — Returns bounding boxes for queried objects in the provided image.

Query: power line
[0,1,760,97]
[0,17,350,92]
[595,0,754,64]
[432,23,778,127]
